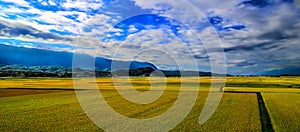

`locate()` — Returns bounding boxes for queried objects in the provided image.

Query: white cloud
[128,25,138,33]
[1,0,30,7]
[48,0,57,6]
[0,0,299,73]
[62,0,103,11]
[94,29,203,70]
[41,1,48,6]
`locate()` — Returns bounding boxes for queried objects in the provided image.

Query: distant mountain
[0,44,157,71]
[161,70,211,77]
[0,44,225,77]
[253,68,300,76]
[235,67,300,76]
[0,65,159,77]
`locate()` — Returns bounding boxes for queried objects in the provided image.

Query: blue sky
[0,0,299,74]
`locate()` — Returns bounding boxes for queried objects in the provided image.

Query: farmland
[0,77,300,131]
[262,93,300,131]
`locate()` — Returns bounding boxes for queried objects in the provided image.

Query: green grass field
[0,77,300,131]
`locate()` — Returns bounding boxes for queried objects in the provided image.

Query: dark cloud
[220,42,278,52]
[0,20,72,42]
[208,16,247,31]
[235,61,257,67]
[237,0,293,7]
[238,0,269,7]
[223,25,246,30]
[258,30,298,40]
[193,55,209,60]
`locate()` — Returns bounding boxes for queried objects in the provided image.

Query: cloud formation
[0,0,299,74]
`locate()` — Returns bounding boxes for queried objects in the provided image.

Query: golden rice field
[262,93,300,131]
[0,76,300,131]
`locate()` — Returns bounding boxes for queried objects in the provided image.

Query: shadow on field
[0,88,80,97]
[225,91,274,132]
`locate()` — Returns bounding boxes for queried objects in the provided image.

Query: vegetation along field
[0,77,300,131]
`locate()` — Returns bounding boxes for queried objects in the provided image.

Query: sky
[0,0,299,74]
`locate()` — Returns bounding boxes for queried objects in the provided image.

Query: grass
[100,89,180,119]
[0,88,69,97]
[2,76,300,90]
[262,92,300,131]
[225,76,300,88]
[0,90,261,131]
[172,92,261,131]
[0,91,101,131]
[0,76,299,131]
[0,78,74,89]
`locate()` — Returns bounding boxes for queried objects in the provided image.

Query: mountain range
[0,44,157,71]
[0,44,298,77]
[244,67,300,76]
[0,44,219,77]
